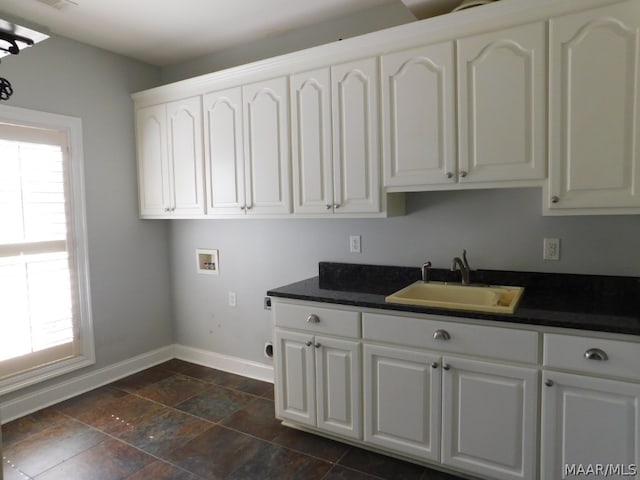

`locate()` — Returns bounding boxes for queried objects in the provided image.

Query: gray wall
[0,35,171,401]
[170,189,640,365]
[161,2,415,84]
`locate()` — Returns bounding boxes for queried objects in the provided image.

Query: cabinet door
[166,96,205,216]
[203,87,246,215]
[441,357,538,480]
[242,77,291,215]
[457,22,546,184]
[331,58,380,213]
[315,336,361,440]
[548,1,640,211]
[541,371,640,480]
[381,43,456,187]
[136,104,170,217]
[364,344,441,462]
[290,69,334,214]
[274,329,316,428]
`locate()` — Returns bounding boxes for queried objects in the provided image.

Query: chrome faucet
[421,261,432,283]
[451,250,471,285]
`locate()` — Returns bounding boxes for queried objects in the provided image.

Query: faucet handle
[462,249,470,270]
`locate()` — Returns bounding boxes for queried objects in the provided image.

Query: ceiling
[0,0,465,67]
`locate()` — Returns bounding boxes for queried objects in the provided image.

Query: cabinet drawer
[363,312,538,364]
[544,334,640,381]
[274,302,360,338]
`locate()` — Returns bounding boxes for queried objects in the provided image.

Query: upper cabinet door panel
[203,87,246,215]
[290,69,334,214]
[243,77,291,215]
[331,58,380,214]
[549,1,640,209]
[382,43,456,187]
[458,22,546,183]
[166,97,205,215]
[136,104,169,216]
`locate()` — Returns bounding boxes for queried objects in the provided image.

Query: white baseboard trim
[0,344,273,424]
[174,344,274,384]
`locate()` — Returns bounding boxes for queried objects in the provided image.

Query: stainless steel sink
[385,281,524,314]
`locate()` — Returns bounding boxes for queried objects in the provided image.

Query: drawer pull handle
[431,362,438,369]
[545,379,554,387]
[433,329,451,341]
[443,364,451,371]
[306,314,320,324]
[584,348,608,361]
[305,341,312,347]
[314,343,321,348]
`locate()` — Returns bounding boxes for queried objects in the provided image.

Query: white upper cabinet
[457,22,546,184]
[331,58,381,214]
[136,104,169,217]
[242,77,291,215]
[203,87,246,216]
[166,97,205,216]
[290,59,382,215]
[547,0,640,213]
[381,22,545,190]
[290,68,334,214]
[381,43,456,187]
[135,97,205,218]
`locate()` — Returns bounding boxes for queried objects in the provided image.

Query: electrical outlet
[543,238,560,261]
[349,235,361,253]
[264,296,272,310]
[228,291,237,307]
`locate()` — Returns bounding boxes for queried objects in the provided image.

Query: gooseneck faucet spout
[451,250,471,285]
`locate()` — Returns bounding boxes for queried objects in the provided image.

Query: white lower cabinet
[541,333,640,479]
[441,357,538,480]
[273,300,543,480]
[364,344,442,462]
[541,372,640,480]
[274,305,362,440]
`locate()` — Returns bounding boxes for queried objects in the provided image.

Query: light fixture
[0,19,49,101]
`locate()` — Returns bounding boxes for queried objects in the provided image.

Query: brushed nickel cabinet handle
[584,348,608,361]
[459,170,468,178]
[305,341,312,347]
[551,196,559,204]
[433,329,451,341]
[545,379,554,387]
[306,314,320,324]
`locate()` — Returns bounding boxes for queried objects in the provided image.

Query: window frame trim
[0,105,95,395]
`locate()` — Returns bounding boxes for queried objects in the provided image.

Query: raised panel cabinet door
[541,371,640,480]
[381,42,456,187]
[441,357,538,480]
[136,104,170,217]
[203,87,247,215]
[242,77,291,215]
[166,96,205,216]
[315,336,361,440]
[274,329,316,428]
[290,68,334,214]
[363,344,441,462]
[457,22,546,184]
[548,1,640,211]
[331,58,380,214]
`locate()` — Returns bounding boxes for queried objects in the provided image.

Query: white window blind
[0,107,94,394]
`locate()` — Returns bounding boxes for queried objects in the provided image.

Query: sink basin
[385,281,524,314]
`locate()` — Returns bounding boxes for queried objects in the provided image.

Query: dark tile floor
[2,359,467,480]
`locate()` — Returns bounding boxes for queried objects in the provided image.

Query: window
[0,105,94,395]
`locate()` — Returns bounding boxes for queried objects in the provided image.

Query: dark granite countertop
[267,262,640,336]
